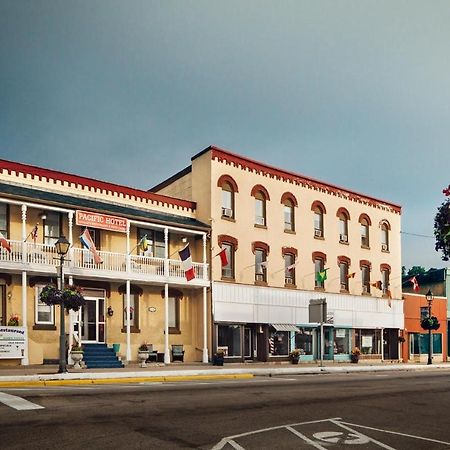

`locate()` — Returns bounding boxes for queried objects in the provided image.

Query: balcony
[0,241,209,287]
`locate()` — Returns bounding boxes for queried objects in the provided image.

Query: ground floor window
[269,329,289,356]
[334,328,350,354]
[354,329,381,355]
[411,333,442,355]
[295,328,313,355]
[217,324,241,357]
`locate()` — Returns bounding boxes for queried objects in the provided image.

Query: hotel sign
[0,327,26,359]
[76,210,128,233]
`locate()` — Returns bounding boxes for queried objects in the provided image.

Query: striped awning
[271,324,300,333]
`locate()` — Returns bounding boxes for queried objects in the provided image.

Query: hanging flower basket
[420,316,440,331]
[40,284,86,312]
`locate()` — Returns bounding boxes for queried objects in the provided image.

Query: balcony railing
[0,240,208,284]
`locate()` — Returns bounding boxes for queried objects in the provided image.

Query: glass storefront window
[355,329,381,354]
[218,324,241,357]
[269,330,289,356]
[295,328,313,355]
[334,328,350,354]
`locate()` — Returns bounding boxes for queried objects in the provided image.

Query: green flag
[138,234,148,252]
[316,268,328,283]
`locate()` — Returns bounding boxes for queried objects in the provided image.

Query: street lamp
[55,235,70,373]
[425,289,433,365]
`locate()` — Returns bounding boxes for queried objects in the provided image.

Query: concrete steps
[82,343,124,369]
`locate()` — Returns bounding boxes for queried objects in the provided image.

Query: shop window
[355,329,381,355]
[295,328,313,355]
[217,324,241,357]
[35,286,54,325]
[137,228,165,258]
[411,333,442,355]
[269,329,290,356]
[221,242,235,279]
[284,253,296,286]
[123,294,139,331]
[0,204,8,238]
[43,212,61,246]
[334,328,350,354]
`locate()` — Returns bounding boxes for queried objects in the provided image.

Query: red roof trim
[206,146,401,214]
[0,159,196,211]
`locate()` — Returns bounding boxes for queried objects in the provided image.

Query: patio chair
[171,345,185,362]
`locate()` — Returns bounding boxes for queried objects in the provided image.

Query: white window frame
[35,285,54,325]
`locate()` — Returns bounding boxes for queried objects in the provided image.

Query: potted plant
[70,344,84,369]
[7,314,19,326]
[351,347,361,363]
[40,284,86,312]
[213,349,225,366]
[421,316,440,331]
[137,343,150,367]
[289,348,301,364]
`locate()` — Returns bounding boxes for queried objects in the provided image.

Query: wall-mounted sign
[76,210,128,233]
[0,326,26,359]
[148,307,157,313]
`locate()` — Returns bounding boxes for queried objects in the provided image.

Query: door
[78,297,105,343]
[244,326,255,360]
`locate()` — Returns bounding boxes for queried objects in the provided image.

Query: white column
[21,204,27,262]
[164,227,169,278]
[126,223,131,362]
[164,283,170,364]
[202,286,208,363]
[68,212,73,267]
[21,205,29,365]
[202,233,207,280]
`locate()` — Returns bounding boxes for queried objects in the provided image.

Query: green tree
[407,266,426,277]
[434,188,450,261]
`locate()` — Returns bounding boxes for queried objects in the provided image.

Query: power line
[400,231,434,239]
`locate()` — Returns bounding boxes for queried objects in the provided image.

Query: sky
[1,0,450,270]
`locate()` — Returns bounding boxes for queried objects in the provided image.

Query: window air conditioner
[363,285,369,293]
[285,277,294,285]
[381,243,388,251]
[255,216,265,226]
[341,283,348,290]
[340,234,348,243]
[314,229,322,238]
[222,208,233,218]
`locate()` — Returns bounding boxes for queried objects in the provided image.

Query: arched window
[359,214,371,248]
[380,221,390,252]
[312,201,326,238]
[253,241,269,283]
[381,263,391,296]
[218,234,238,280]
[217,175,238,219]
[251,185,270,227]
[338,256,351,292]
[282,247,297,287]
[337,208,350,243]
[360,260,372,294]
[312,251,327,289]
[281,193,297,232]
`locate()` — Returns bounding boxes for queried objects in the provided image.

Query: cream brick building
[153,146,403,362]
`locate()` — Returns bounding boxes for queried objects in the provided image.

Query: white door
[78,297,105,343]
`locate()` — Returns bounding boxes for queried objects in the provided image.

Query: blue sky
[1,0,449,270]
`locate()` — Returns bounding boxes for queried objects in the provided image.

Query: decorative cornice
[358,213,372,226]
[380,263,391,272]
[282,247,298,257]
[252,241,270,254]
[250,184,270,200]
[336,207,350,220]
[280,192,298,207]
[360,259,372,270]
[337,255,351,266]
[205,146,401,214]
[218,234,238,250]
[312,251,327,263]
[217,174,239,192]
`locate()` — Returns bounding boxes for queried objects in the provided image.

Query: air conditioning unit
[362,285,369,293]
[222,208,233,218]
[285,277,294,285]
[361,236,369,247]
[381,243,388,251]
[255,273,265,281]
[314,229,322,238]
[340,234,348,243]
[255,216,265,226]
[340,283,348,290]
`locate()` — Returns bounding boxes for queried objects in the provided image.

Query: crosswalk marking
[0,392,44,410]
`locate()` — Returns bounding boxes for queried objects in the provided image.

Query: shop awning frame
[271,323,300,332]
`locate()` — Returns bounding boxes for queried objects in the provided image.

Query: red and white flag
[0,231,11,253]
[410,276,419,292]
[217,248,228,267]
[179,244,195,281]
[286,262,296,272]
[80,228,103,264]
[30,224,38,244]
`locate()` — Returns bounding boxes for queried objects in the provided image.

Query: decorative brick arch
[358,213,372,226]
[217,174,239,192]
[282,247,298,257]
[336,207,350,220]
[380,263,391,272]
[252,241,270,254]
[312,251,327,263]
[250,184,270,201]
[218,234,239,250]
[311,200,326,214]
[160,288,183,300]
[280,192,298,207]
[360,259,372,270]
[337,255,351,266]
[379,219,391,230]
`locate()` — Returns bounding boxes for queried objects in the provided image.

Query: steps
[82,343,124,369]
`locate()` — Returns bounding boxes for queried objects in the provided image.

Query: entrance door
[79,298,105,343]
[244,327,254,359]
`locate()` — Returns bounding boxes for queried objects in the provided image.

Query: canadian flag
[0,232,11,253]
[410,276,419,292]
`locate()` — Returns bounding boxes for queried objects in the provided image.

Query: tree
[434,188,450,261]
[407,266,426,276]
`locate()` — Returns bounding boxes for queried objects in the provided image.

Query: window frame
[255,248,267,283]
[221,242,235,280]
[35,285,55,325]
[0,203,9,238]
[381,223,390,252]
[283,200,295,232]
[314,257,325,289]
[254,192,267,227]
[137,228,165,258]
[168,296,181,334]
[284,253,296,286]
[361,264,371,294]
[339,261,349,292]
[122,293,140,333]
[221,182,235,219]
[43,212,62,246]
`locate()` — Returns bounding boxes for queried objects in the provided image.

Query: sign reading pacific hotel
[76,210,128,233]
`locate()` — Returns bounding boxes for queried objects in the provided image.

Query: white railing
[169,259,206,280]
[129,255,165,277]
[0,239,23,263]
[71,247,126,272]
[27,243,58,266]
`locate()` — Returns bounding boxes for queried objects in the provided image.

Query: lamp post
[55,235,70,373]
[426,289,433,365]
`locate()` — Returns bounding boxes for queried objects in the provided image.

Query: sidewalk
[0,361,449,387]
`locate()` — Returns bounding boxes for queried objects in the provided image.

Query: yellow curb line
[0,373,253,388]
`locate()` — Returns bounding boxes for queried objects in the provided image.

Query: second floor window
[138,229,165,258]
[221,243,234,279]
[284,200,295,232]
[255,192,267,226]
[315,257,326,289]
[284,253,296,286]
[255,248,267,282]
[381,269,390,295]
[361,265,371,294]
[340,262,349,291]
[0,204,8,238]
[44,212,61,246]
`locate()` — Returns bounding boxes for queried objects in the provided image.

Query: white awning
[271,324,300,332]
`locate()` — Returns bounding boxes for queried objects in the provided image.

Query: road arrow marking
[0,392,44,410]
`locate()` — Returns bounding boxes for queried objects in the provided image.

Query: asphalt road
[1,370,450,449]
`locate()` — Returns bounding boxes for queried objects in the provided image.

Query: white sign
[335,329,346,338]
[362,336,372,348]
[0,327,26,359]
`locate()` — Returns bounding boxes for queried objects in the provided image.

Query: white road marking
[286,426,328,449]
[338,420,450,446]
[0,392,44,410]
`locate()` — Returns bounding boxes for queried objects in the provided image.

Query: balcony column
[67,211,74,362]
[21,205,29,365]
[164,227,169,278]
[202,286,208,363]
[164,283,170,364]
[68,212,73,268]
[202,233,207,280]
[125,222,131,362]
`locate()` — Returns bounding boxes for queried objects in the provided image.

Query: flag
[316,268,328,283]
[0,231,11,253]
[371,280,382,290]
[179,244,195,281]
[387,290,392,308]
[286,263,296,272]
[346,272,356,279]
[217,248,228,267]
[410,276,419,292]
[260,261,268,268]
[31,224,38,244]
[80,228,103,264]
[138,234,148,252]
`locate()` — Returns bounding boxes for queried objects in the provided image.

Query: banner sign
[0,326,26,359]
[76,210,128,233]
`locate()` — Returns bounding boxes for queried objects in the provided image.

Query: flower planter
[71,351,84,369]
[137,351,149,368]
[291,358,299,365]
[213,355,224,366]
[350,355,359,363]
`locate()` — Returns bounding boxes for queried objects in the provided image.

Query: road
[1,370,450,449]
